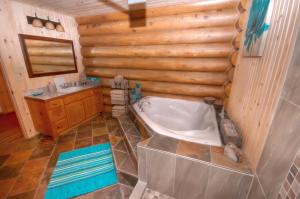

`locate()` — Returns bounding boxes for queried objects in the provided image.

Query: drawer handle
[57,125,64,130]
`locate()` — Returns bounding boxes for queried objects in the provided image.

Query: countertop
[24,83,101,101]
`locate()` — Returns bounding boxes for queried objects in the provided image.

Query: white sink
[58,86,82,93]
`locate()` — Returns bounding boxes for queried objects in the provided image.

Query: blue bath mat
[45,143,118,199]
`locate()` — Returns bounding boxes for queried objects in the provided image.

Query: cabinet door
[94,88,104,112]
[84,96,97,118]
[65,100,85,127]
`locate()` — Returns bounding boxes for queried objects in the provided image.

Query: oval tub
[133,96,222,146]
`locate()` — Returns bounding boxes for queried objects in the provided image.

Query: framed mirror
[19,34,78,78]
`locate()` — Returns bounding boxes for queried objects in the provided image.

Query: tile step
[142,188,175,199]
[129,181,147,199]
[118,115,144,162]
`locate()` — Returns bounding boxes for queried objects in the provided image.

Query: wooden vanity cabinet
[83,96,97,119]
[25,86,103,138]
[65,100,85,127]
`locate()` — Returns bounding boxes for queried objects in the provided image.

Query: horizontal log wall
[77,0,241,109]
[78,10,239,36]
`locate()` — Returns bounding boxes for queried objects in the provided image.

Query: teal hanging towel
[244,0,271,52]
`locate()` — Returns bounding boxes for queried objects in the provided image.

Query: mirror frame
[19,34,78,78]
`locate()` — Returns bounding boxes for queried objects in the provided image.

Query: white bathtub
[133,96,222,146]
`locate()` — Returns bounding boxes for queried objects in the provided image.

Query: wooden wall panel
[0,0,83,138]
[75,0,239,20]
[14,0,239,17]
[227,0,300,169]
[77,0,240,102]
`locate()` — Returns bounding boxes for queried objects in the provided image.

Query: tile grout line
[275,146,300,198]
[33,142,57,199]
[103,115,138,194]
[245,175,255,199]
[5,138,40,198]
[256,174,267,198]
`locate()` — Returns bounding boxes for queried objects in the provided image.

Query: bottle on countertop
[47,81,57,94]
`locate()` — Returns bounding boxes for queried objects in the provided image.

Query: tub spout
[138,100,151,111]
[203,97,216,105]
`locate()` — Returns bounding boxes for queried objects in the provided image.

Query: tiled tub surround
[137,136,253,199]
[118,108,253,199]
[277,149,300,198]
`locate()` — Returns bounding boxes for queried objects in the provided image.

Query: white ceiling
[12,0,200,16]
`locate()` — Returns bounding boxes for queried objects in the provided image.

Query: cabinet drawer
[63,90,93,104]
[46,98,63,109]
[53,118,68,133]
[48,106,65,122]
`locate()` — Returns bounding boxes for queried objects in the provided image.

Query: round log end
[240,0,249,10]
[223,97,230,109]
[233,33,242,49]
[230,51,239,66]
[238,2,247,13]
[236,12,247,31]
[228,67,235,82]
[224,83,232,97]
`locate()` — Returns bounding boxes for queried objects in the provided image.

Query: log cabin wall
[76,0,242,112]
[0,0,83,137]
[227,0,300,170]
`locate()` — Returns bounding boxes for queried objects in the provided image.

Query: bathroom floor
[0,114,136,199]
[0,112,22,144]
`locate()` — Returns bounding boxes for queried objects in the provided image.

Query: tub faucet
[138,100,151,112]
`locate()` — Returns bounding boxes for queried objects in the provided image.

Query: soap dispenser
[47,81,56,94]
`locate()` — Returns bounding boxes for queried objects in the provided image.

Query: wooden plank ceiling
[11,0,201,16]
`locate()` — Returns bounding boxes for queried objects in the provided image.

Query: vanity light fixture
[32,13,43,28]
[45,16,55,30]
[56,20,65,32]
[27,15,64,32]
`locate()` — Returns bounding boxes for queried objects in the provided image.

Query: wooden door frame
[0,61,14,114]
[0,56,25,137]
